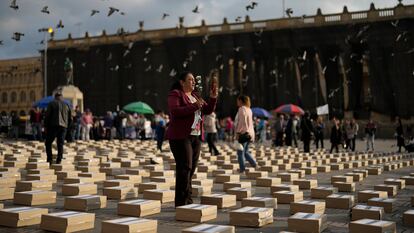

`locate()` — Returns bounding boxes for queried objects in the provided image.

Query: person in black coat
[300,112,314,153]
[285,115,293,147]
[44,92,72,164]
[395,116,404,153]
[330,118,342,153]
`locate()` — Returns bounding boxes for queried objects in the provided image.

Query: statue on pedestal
[64,57,74,85]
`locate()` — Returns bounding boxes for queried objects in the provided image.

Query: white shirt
[187,94,201,136]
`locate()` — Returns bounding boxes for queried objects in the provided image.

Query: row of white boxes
[1,140,414,232]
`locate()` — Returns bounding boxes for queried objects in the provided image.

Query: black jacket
[301,118,314,141]
[330,125,342,144]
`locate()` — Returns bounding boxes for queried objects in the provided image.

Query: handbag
[232,140,244,151]
[238,132,251,144]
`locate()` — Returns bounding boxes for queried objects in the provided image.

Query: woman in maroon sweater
[166,71,218,207]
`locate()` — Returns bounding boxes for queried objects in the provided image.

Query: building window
[11,92,17,103]
[30,90,36,102]
[20,91,26,103]
[1,92,7,104]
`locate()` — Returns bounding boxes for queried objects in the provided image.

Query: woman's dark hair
[170,71,192,91]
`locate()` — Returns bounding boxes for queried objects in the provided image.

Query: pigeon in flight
[162,13,170,20]
[0,40,3,45]
[202,34,209,44]
[12,32,24,41]
[246,1,258,11]
[57,20,64,28]
[41,6,50,14]
[108,7,119,17]
[254,28,263,37]
[215,54,222,61]
[10,0,18,10]
[91,9,100,16]
[286,8,293,17]
[106,52,112,61]
[169,69,177,77]
[110,65,119,71]
[156,64,163,73]
[192,5,199,13]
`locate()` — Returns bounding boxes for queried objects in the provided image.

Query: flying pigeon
[192,5,199,13]
[162,13,169,20]
[286,8,293,17]
[169,69,177,77]
[90,9,100,16]
[12,32,24,41]
[246,1,258,11]
[10,0,18,10]
[108,7,119,17]
[41,6,50,14]
[57,20,64,28]
[156,64,163,73]
[202,34,209,44]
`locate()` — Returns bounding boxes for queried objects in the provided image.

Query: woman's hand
[194,96,206,109]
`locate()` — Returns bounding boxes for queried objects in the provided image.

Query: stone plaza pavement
[0,138,413,233]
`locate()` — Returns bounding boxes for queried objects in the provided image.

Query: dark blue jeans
[237,142,256,172]
[45,126,67,162]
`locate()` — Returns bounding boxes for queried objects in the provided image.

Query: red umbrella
[274,104,305,115]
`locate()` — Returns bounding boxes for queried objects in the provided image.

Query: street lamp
[44,27,53,97]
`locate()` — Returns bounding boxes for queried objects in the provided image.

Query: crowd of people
[0,105,170,151]
[1,102,413,156]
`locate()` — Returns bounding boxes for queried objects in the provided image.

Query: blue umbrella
[251,107,272,118]
[33,96,72,109]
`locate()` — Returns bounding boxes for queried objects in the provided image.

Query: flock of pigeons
[3,0,261,45]
[2,0,413,99]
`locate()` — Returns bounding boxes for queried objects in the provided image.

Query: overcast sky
[0,0,412,60]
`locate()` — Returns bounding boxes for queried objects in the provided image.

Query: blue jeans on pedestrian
[237,142,257,172]
[32,123,42,141]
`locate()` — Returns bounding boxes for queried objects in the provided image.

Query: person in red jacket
[166,71,218,207]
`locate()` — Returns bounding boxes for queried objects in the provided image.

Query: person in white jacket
[234,95,257,173]
[204,112,220,155]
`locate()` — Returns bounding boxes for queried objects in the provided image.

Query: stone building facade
[0,57,43,115]
[40,3,414,118]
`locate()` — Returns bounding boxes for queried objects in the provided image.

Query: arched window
[30,90,36,102]
[20,91,26,103]
[11,92,17,103]
[1,93,7,104]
